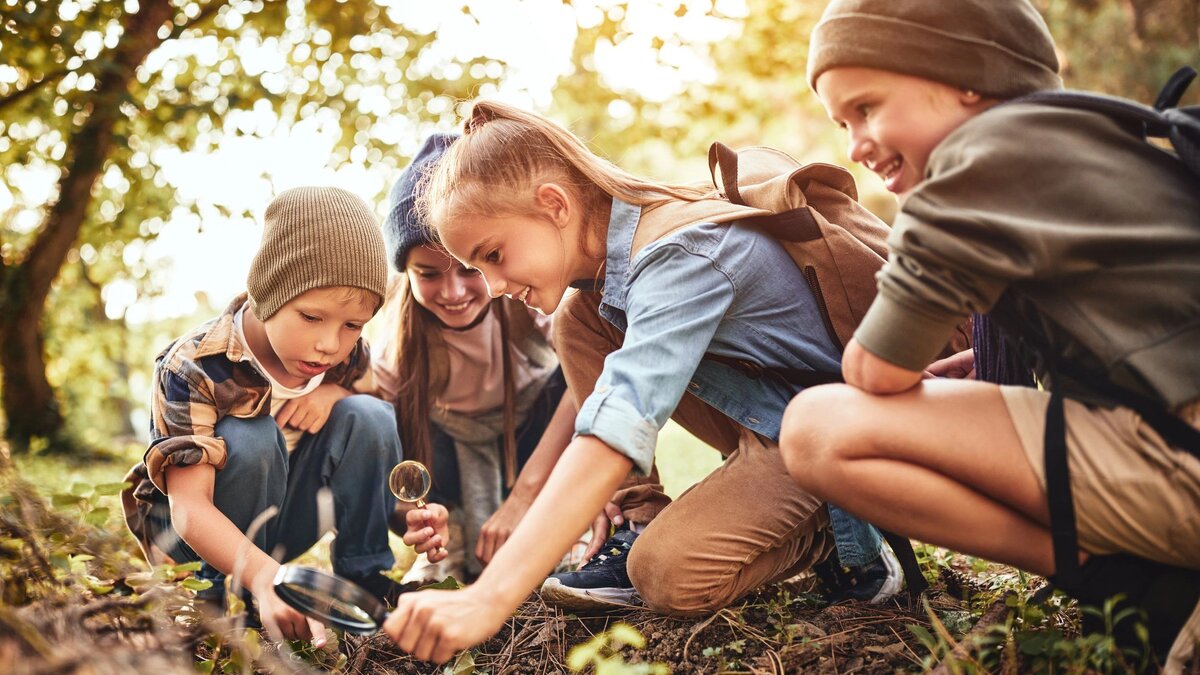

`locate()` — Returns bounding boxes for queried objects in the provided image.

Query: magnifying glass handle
[415,499,448,559]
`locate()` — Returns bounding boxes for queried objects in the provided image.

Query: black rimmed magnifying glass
[272,460,434,634]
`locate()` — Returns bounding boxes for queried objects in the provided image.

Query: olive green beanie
[247,186,388,321]
[807,0,1062,99]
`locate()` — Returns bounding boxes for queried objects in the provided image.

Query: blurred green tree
[0,0,500,452]
[1,0,1195,456]
[1041,0,1199,102]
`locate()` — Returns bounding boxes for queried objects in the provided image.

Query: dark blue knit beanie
[383,131,460,271]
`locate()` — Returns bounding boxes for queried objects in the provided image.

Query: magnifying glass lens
[273,565,388,635]
[388,460,432,503]
[278,583,374,625]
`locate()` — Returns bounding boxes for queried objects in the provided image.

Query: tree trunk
[0,0,175,449]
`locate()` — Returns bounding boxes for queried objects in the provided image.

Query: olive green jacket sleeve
[855,103,1200,396]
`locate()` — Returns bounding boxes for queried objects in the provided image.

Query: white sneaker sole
[539,578,641,611]
[867,542,905,604]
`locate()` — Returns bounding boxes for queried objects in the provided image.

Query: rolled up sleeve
[574,243,734,475]
[146,366,229,493]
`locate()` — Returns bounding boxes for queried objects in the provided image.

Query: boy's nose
[848,129,873,164]
[315,330,340,355]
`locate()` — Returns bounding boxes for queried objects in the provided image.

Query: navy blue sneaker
[815,543,903,604]
[540,528,641,610]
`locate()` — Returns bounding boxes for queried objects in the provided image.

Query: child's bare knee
[781,385,867,489]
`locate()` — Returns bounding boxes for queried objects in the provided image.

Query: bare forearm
[472,435,632,607]
[172,498,280,590]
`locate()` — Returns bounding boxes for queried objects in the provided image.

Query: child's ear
[959,89,982,105]
[533,183,571,229]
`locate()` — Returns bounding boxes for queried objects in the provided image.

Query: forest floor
[0,445,1171,674]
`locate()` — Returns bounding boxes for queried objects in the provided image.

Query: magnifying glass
[273,564,388,634]
[272,460,436,634]
[388,459,446,557]
[388,459,432,506]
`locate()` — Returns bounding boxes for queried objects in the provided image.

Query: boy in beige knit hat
[121,186,405,646]
[780,0,1200,670]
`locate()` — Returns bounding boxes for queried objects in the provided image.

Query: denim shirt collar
[571,197,640,319]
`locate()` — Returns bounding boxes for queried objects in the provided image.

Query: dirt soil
[1,564,995,674]
[334,571,993,674]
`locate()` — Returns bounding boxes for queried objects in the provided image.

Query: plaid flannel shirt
[120,293,371,562]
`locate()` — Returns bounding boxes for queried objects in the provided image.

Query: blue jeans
[149,395,402,585]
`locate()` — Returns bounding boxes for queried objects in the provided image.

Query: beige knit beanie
[247,186,388,321]
[807,0,1062,99]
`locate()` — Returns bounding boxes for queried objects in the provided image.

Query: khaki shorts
[1000,386,1200,569]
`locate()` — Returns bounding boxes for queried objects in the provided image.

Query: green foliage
[0,0,505,450]
[908,566,1155,674]
[567,622,669,675]
[1040,0,1200,104]
[0,472,134,603]
[701,637,746,670]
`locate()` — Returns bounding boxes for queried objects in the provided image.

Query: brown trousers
[554,291,835,614]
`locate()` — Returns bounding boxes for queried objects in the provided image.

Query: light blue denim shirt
[573,197,881,566]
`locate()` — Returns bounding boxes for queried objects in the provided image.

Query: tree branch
[0,68,70,115]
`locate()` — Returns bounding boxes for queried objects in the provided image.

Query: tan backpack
[636,142,890,353]
[639,144,942,598]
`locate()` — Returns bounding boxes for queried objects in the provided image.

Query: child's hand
[402,503,451,562]
[926,348,976,380]
[253,579,328,647]
[582,500,624,562]
[275,384,349,433]
[476,492,532,565]
[383,585,509,664]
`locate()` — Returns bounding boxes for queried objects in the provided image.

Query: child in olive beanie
[783,2,1200,672]
[123,185,406,638]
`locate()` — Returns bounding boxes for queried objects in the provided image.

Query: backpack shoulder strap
[1015,66,1200,176]
[632,197,769,259]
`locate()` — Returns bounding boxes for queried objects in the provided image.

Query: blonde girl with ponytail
[382,101,893,662]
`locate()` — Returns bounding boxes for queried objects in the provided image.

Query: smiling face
[254,286,377,388]
[405,244,491,328]
[436,183,594,316]
[816,67,984,196]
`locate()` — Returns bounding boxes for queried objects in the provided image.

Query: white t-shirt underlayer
[234,302,325,452]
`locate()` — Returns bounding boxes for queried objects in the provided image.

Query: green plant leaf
[419,576,464,591]
[83,575,115,594]
[907,623,938,652]
[609,622,645,649]
[92,482,130,496]
[51,493,82,507]
[84,507,110,527]
[181,577,214,591]
[567,637,605,671]
[442,649,476,675]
